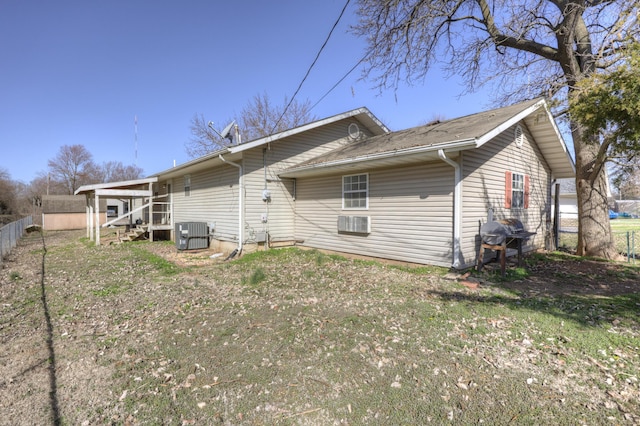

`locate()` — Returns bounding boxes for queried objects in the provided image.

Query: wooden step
[118,227,148,243]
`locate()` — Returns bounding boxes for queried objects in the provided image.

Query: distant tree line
[0,144,143,222]
[4,92,311,222]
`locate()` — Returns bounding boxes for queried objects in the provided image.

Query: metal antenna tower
[134,115,138,166]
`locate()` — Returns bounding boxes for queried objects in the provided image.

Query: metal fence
[558,225,639,263]
[0,216,33,267]
[615,230,638,263]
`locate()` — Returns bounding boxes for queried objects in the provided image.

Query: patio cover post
[148,182,154,242]
[95,194,100,246]
[89,199,94,242]
[85,197,90,239]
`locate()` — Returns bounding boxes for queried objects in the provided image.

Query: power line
[309,56,365,112]
[270,0,352,134]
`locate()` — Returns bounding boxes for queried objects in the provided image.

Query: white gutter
[219,154,244,254]
[438,149,463,269]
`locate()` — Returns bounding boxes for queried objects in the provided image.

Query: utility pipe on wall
[219,154,244,254]
[553,180,560,250]
[438,149,463,269]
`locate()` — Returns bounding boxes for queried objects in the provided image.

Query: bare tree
[352,0,639,258]
[96,161,144,183]
[185,113,223,159]
[0,168,17,215]
[47,144,98,195]
[29,172,67,198]
[240,93,316,141]
[185,93,316,158]
[0,171,32,222]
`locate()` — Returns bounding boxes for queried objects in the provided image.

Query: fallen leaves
[2,232,639,425]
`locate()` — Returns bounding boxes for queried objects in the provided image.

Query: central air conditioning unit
[337,215,371,234]
[175,222,209,250]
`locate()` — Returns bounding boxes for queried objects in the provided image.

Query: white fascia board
[75,177,158,195]
[149,147,230,178]
[229,107,388,154]
[475,98,575,176]
[94,189,153,197]
[475,98,547,147]
[543,104,576,174]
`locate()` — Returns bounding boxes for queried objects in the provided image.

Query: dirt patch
[151,245,228,267]
[477,252,640,297]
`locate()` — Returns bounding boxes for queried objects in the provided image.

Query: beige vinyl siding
[165,118,373,246]
[271,119,375,171]
[241,119,373,243]
[243,149,297,242]
[461,122,552,267]
[172,164,240,241]
[296,162,455,266]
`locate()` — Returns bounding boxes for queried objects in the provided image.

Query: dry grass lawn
[1,230,639,425]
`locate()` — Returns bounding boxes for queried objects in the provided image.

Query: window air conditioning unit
[337,215,371,234]
[175,222,209,250]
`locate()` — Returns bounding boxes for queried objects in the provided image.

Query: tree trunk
[572,126,617,258]
[556,10,616,259]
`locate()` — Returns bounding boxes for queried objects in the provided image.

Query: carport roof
[74,177,158,197]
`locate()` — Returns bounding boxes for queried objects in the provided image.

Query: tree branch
[476,0,559,61]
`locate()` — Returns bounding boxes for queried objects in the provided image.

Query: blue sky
[1,0,495,184]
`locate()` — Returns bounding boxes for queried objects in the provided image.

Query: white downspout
[219,154,244,254]
[438,149,462,269]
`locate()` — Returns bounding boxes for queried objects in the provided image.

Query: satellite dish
[220,120,236,140]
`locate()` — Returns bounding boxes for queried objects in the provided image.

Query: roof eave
[544,110,576,177]
[477,98,575,178]
[148,107,389,179]
[475,98,547,146]
[149,147,230,179]
[75,177,158,195]
[279,138,477,178]
[229,107,389,154]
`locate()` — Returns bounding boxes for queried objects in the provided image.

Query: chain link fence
[558,218,639,263]
[0,216,33,268]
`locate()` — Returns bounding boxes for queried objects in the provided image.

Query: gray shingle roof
[289,98,543,169]
[42,195,86,213]
[42,195,106,213]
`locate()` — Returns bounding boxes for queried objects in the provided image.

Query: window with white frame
[184,175,191,197]
[342,173,368,209]
[505,171,529,209]
[511,173,524,208]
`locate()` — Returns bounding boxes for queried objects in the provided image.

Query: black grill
[477,218,537,276]
[480,218,532,246]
